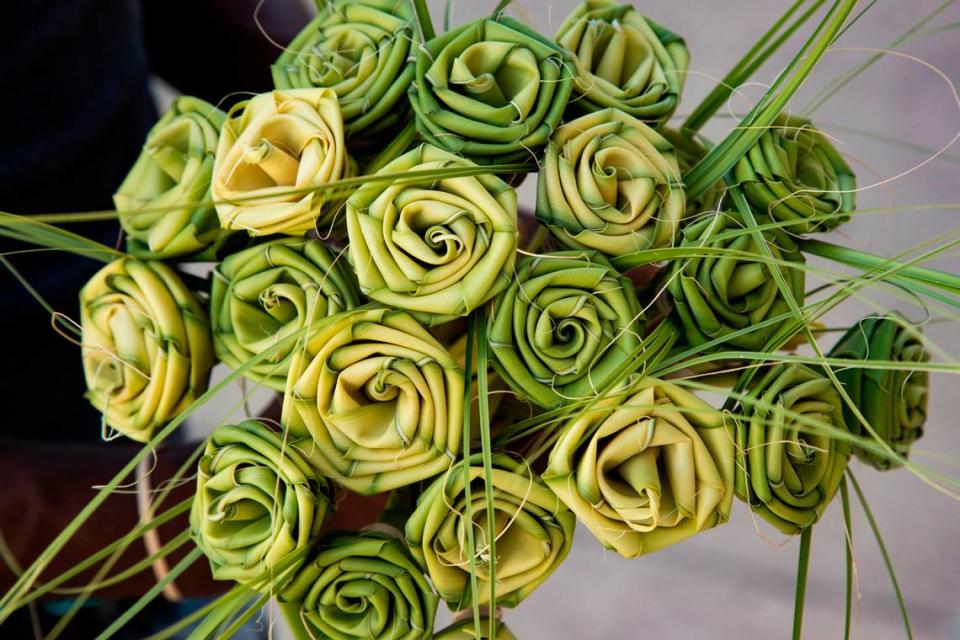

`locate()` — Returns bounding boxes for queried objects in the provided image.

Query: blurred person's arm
[0,440,387,600]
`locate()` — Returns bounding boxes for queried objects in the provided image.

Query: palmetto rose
[114,96,228,259]
[733,114,855,233]
[829,313,928,470]
[190,420,332,583]
[278,531,438,640]
[212,89,355,237]
[556,0,688,127]
[210,237,361,391]
[666,210,806,351]
[409,16,574,165]
[544,377,734,558]
[346,144,517,324]
[661,127,724,216]
[487,251,644,409]
[434,615,516,640]
[80,258,213,442]
[405,453,575,609]
[537,108,685,258]
[282,308,464,494]
[272,0,415,149]
[732,363,851,534]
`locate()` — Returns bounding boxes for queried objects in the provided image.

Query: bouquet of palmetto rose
[1,1,955,638]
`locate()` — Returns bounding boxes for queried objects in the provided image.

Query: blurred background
[2,0,958,638]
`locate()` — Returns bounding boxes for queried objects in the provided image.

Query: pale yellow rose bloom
[212,89,355,236]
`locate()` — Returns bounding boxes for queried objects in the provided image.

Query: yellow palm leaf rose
[212,89,355,237]
[281,307,464,495]
[346,144,517,325]
[544,377,734,558]
[80,258,213,441]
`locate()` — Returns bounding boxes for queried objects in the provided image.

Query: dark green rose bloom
[537,108,686,258]
[278,531,438,640]
[409,15,574,165]
[556,0,688,127]
[666,210,806,351]
[487,251,644,409]
[190,420,333,584]
[272,0,415,150]
[405,453,575,610]
[829,312,929,469]
[210,237,361,391]
[733,114,855,233]
[114,96,231,259]
[731,364,851,534]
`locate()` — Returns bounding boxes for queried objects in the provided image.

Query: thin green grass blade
[683,0,827,133]
[461,316,483,639]
[474,308,497,638]
[847,471,913,640]
[792,528,813,640]
[411,0,436,41]
[213,593,271,640]
[91,547,203,640]
[0,330,308,616]
[684,0,858,200]
[802,238,960,296]
[0,212,121,262]
[803,0,957,115]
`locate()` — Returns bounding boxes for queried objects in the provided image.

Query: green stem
[411,0,436,41]
[683,0,827,133]
[461,316,483,639]
[475,309,497,638]
[840,478,853,640]
[847,470,913,640]
[792,528,813,640]
[279,601,313,640]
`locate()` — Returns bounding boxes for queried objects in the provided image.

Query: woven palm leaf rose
[9,1,958,638]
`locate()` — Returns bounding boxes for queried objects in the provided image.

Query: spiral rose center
[578,21,657,94]
[448,42,540,119]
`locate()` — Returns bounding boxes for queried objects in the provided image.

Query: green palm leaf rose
[80,258,213,441]
[282,307,464,494]
[434,614,516,639]
[190,419,332,584]
[732,363,851,534]
[278,531,438,640]
[537,108,685,258]
[210,237,361,391]
[272,0,415,150]
[487,251,644,409]
[212,88,355,237]
[346,144,518,324]
[409,16,574,165]
[113,96,230,259]
[556,0,688,127]
[405,453,575,610]
[666,210,806,351]
[733,114,855,233]
[544,377,734,558]
[829,313,929,470]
